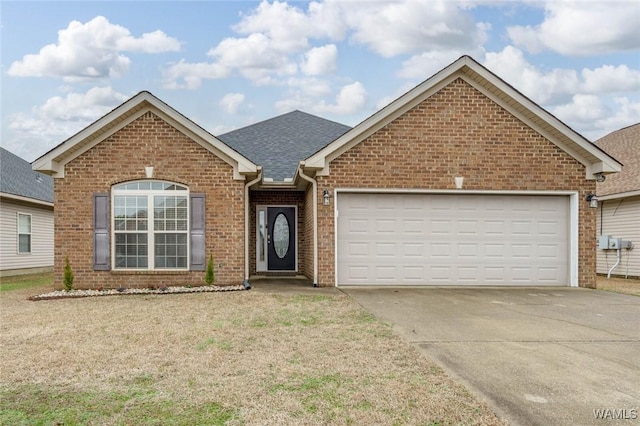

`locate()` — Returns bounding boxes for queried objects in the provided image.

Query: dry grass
[596,275,640,296]
[0,278,503,425]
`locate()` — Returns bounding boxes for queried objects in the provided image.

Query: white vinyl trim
[334,189,579,287]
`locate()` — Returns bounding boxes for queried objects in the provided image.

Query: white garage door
[337,193,569,286]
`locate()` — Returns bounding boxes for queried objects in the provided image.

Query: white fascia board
[598,190,640,201]
[150,108,257,181]
[0,192,54,208]
[151,100,258,177]
[32,91,258,181]
[305,61,463,171]
[307,55,621,180]
[460,60,622,177]
[32,92,154,174]
[31,158,62,177]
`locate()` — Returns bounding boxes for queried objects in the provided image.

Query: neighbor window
[17,213,31,254]
[112,181,189,270]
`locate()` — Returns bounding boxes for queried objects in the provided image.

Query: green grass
[0,272,53,293]
[0,384,237,426]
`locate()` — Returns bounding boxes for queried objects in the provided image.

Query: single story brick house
[595,123,639,278]
[1,147,54,277]
[33,56,621,290]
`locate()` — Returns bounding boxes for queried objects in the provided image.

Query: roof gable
[218,111,350,181]
[596,123,639,198]
[32,91,258,180]
[304,55,622,180]
[0,147,53,205]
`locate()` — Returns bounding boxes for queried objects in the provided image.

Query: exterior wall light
[323,189,331,206]
[595,173,606,183]
[585,193,598,209]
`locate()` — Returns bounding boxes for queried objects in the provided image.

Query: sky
[1,0,639,162]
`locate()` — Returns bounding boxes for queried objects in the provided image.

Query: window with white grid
[112,181,188,270]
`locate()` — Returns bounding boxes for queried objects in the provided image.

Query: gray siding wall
[0,198,54,274]
[596,195,640,277]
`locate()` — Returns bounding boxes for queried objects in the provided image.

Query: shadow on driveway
[343,287,640,426]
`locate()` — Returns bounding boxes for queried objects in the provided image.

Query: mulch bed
[29,285,246,301]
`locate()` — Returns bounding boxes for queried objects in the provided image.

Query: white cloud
[338,0,488,57]
[7,16,180,81]
[301,44,337,76]
[484,46,640,105]
[276,81,366,115]
[208,33,298,83]
[580,65,640,94]
[162,60,229,90]
[484,46,579,104]
[7,87,129,160]
[397,48,484,80]
[507,1,640,55]
[483,46,640,141]
[220,93,245,114]
[162,0,488,89]
[551,96,640,141]
[286,77,333,97]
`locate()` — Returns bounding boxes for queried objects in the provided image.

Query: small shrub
[205,254,215,285]
[63,257,74,291]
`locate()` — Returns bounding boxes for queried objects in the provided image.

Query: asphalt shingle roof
[217,110,351,181]
[595,123,640,196]
[0,147,54,203]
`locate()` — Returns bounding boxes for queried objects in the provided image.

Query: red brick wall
[302,187,315,283]
[54,111,245,290]
[248,191,306,277]
[315,78,596,287]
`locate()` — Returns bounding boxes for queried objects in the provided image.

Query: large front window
[112,181,188,270]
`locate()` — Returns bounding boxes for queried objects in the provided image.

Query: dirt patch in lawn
[596,275,640,296]
[0,284,504,425]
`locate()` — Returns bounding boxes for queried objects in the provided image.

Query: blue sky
[2,0,639,162]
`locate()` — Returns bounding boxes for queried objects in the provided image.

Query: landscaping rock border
[29,285,246,301]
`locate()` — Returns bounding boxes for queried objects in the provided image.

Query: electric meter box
[608,238,623,249]
[598,235,610,250]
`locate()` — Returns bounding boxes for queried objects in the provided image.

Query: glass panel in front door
[273,213,290,259]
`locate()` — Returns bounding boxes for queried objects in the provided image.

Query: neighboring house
[0,147,54,277]
[33,56,621,290]
[595,123,640,278]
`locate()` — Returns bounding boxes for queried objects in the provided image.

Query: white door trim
[334,189,579,287]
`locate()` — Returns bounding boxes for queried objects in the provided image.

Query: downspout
[298,163,319,287]
[243,168,262,289]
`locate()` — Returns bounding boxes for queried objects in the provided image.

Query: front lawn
[0,275,502,425]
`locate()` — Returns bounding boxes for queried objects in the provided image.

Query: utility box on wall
[598,235,610,250]
[609,238,623,249]
[598,235,626,250]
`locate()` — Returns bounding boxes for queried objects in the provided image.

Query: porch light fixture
[585,193,598,209]
[145,166,154,178]
[323,189,331,206]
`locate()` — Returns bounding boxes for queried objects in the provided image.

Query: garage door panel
[337,193,569,286]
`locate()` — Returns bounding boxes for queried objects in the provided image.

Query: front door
[267,207,296,270]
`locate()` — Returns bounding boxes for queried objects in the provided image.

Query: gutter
[297,163,319,287]
[243,168,263,289]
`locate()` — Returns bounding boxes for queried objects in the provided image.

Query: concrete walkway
[343,287,640,425]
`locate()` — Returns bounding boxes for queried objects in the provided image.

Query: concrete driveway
[343,287,640,425]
